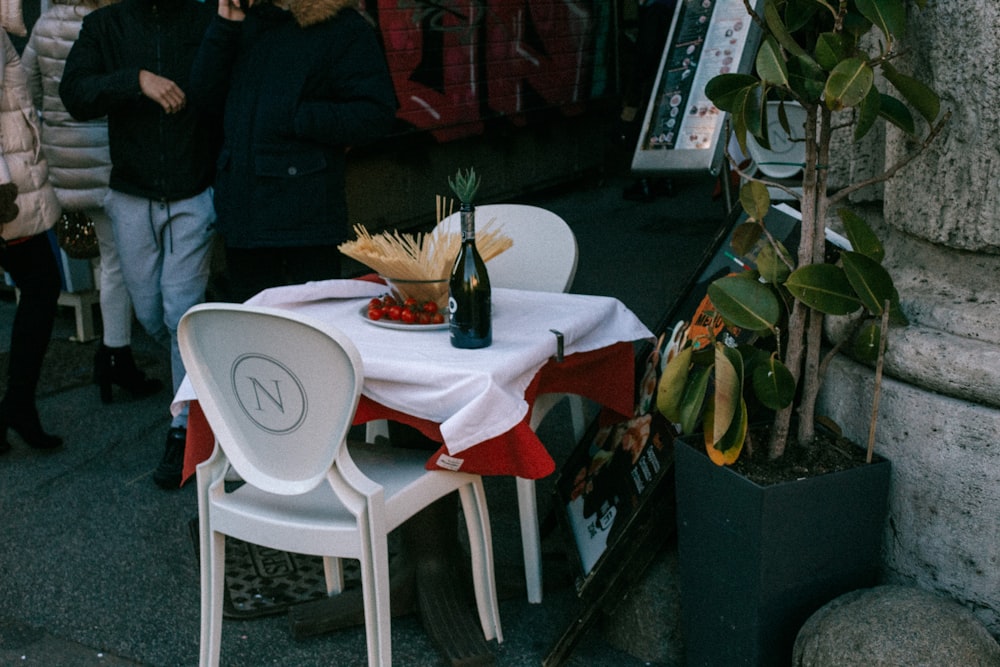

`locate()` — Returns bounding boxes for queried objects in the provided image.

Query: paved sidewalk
[0,169,728,666]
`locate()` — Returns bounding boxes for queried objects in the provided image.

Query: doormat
[188,517,402,620]
[188,516,337,619]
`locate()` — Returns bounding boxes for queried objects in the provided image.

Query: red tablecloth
[181,341,635,485]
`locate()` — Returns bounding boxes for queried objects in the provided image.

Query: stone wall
[819,0,1000,637]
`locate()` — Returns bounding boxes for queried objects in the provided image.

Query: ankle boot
[0,398,62,450]
[94,344,164,404]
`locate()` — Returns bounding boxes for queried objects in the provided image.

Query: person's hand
[218,0,247,21]
[139,70,186,114]
[0,182,19,224]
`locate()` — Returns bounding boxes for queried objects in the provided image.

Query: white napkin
[245,278,385,307]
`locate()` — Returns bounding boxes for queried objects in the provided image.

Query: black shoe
[94,344,164,404]
[154,427,186,490]
[0,399,62,450]
[623,178,655,202]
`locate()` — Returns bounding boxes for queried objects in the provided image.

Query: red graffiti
[374,1,601,142]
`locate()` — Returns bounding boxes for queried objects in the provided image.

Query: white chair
[179,303,502,667]
[373,203,583,605]
[745,101,807,201]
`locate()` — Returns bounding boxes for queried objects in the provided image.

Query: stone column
[819,0,1000,637]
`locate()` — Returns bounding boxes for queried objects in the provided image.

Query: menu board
[631,0,763,175]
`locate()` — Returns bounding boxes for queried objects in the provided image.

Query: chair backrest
[438,203,578,293]
[178,303,364,496]
[746,101,807,179]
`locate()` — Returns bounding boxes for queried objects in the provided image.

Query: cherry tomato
[417,312,431,325]
[387,305,402,320]
[422,301,438,314]
[403,297,418,307]
[367,308,383,321]
[369,297,383,309]
[401,308,417,324]
[430,312,445,324]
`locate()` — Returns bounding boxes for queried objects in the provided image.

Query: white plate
[359,304,449,331]
[746,102,807,179]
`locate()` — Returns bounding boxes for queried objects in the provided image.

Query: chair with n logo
[178,303,502,667]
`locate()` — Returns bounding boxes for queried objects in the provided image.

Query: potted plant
[656,1,948,664]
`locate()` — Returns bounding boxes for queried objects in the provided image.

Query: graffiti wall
[367,1,616,142]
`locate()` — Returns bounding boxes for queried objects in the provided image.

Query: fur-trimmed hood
[279,0,358,28]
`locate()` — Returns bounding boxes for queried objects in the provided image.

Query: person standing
[59,0,220,489]
[0,30,65,453]
[188,0,396,303]
[22,0,164,406]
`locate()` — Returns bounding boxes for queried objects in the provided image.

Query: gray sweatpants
[104,188,216,428]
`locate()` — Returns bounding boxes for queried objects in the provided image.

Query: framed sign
[631,0,763,175]
[545,202,805,666]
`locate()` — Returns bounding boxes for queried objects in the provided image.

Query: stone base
[793,585,1000,666]
[818,355,1000,637]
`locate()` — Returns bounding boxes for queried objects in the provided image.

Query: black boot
[153,426,186,490]
[94,344,164,404]
[0,397,62,451]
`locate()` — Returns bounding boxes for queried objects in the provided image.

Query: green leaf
[679,364,712,435]
[825,58,874,111]
[757,36,790,87]
[842,8,874,38]
[705,396,748,466]
[851,321,881,364]
[879,93,916,135]
[855,0,906,43]
[882,62,941,124]
[814,32,852,71]
[707,275,782,332]
[712,342,744,446]
[784,0,820,32]
[786,263,861,315]
[854,85,881,141]
[656,346,692,423]
[756,240,793,285]
[787,55,826,103]
[739,181,771,222]
[752,353,795,410]
[764,1,807,58]
[731,222,763,257]
[841,251,896,316]
[837,208,884,262]
[705,74,758,113]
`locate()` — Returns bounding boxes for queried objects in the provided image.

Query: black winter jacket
[59,0,220,201]
[188,0,397,249]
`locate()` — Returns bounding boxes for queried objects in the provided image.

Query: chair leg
[323,556,344,596]
[365,420,390,442]
[515,476,544,604]
[358,528,392,667]
[460,482,503,643]
[200,529,226,667]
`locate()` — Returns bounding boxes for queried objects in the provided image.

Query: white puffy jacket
[22,2,110,214]
[0,31,60,242]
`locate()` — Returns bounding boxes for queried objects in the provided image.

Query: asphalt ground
[0,163,729,666]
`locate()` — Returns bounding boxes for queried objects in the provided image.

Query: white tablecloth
[172,279,653,455]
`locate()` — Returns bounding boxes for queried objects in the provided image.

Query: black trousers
[221,245,343,304]
[0,233,61,405]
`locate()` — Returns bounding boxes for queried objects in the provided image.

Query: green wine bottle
[449,203,492,348]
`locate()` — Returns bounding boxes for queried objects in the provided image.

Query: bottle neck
[460,205,476,242]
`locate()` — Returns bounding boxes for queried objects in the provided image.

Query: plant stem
[797,106,834,445]
[867,300,892,463]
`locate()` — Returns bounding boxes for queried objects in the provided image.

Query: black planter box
[674,437,891,667]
